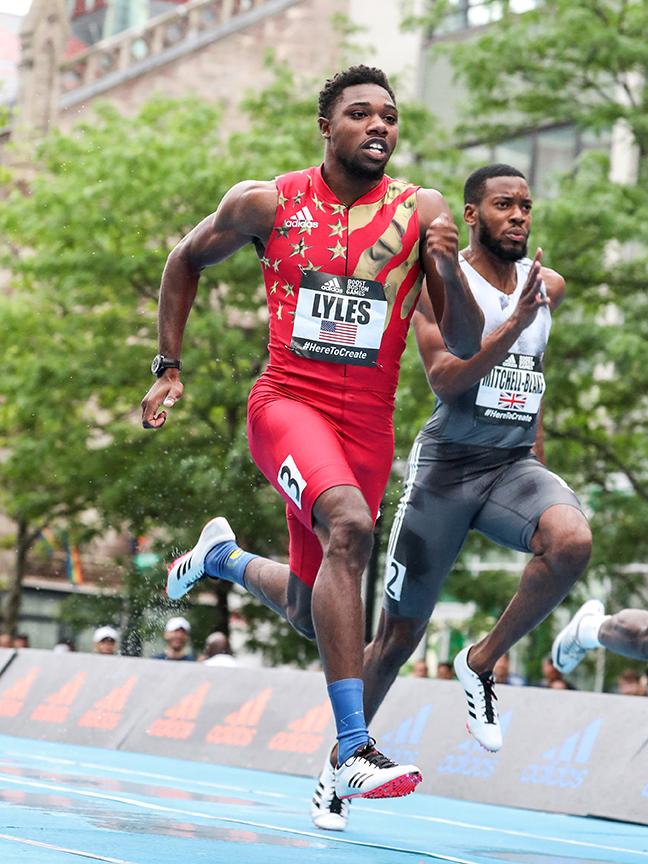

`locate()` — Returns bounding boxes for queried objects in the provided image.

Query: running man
[553,601,648,673]
[140,66,483,804]
[310,163,592,830]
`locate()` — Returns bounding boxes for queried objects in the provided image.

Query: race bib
[290,271,387,366]
[475,352,545,428]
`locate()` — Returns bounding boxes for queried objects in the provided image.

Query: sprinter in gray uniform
[311,163,593,831]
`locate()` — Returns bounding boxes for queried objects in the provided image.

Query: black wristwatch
[151,354,182,377]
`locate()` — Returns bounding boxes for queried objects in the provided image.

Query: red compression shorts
[247,376,395,587]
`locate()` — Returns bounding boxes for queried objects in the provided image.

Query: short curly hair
[318,65,396,119]
[464,163,527,205]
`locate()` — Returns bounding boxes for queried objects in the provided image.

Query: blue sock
[328,678,369,764]
[204,541,257,588]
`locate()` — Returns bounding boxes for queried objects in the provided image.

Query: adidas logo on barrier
[436,711,512,779]
[283,206,319,230]
[519,718,601,789]
[380,704,432,765]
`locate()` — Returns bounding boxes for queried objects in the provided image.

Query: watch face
[151,356,161,375]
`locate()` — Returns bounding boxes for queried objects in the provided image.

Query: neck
[321,158,384,208]
[462,243,519,294]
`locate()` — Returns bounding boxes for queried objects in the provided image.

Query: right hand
[512,247,548,329]
[141,371,184,429]
[425,213,460,280]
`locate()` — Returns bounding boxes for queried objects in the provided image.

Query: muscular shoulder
[540,264,566,310]
[415,187,449,230]
[221,180,278,239]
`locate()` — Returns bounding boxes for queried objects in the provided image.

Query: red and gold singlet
[259,165,422,402]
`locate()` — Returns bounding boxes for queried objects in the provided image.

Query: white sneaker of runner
[552,598,605,674]
[334,740,421,801]
[166,517,235,600]
[453,646,502,753]
[311,754,350,831]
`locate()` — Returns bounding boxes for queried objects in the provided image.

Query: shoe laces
[353,739,397,769]
[478,672,497,724]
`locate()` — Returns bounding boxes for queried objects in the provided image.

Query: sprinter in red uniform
[141,66,483,806]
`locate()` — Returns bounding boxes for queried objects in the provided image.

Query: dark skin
[362,176,592,721]
[140,82,483,691]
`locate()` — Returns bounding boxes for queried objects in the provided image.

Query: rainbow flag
[66,545,84,585]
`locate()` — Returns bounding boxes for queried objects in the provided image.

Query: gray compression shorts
[383,435,585,620]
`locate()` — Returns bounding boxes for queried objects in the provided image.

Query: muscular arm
[141,180,277,428]
[414,257,564,404]
[416,188,484,359]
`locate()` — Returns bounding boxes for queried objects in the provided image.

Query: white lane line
[0,831,136,863]
[2,756,646,859]
[0,774,482,863]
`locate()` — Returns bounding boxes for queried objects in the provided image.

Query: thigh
[383,437,477,621]
[474,455,584,552]
[247,392,359,531]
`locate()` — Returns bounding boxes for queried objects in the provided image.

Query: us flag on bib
[319,320,358,345]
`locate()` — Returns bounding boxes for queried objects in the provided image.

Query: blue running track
[0,734,645,864]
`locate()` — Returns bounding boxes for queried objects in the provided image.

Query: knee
[327,510,375,566]
[543,512,592,576]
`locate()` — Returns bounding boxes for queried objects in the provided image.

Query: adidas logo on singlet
[502,355,518,368]
[283,206,319,229]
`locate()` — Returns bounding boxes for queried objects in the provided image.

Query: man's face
[467,176,532,261]
[319,83,398,181]
[95,638,116,655]
[166,628,189,651]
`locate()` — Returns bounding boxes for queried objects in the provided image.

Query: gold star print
[328,240,346,260]
[298,221,315,236]
[269,280,280,295]
[300,260,322,272]
[312,192,326,212]
[272,259,281,272]
[276,302,284,320]
[277,191,288,208]
[275,224,290,238]
[292,190,304,206]
[330,203,346,216]
[282,282,295,298]
[260,255,271,268]
[329,219,345,238]
[290,238,311,258]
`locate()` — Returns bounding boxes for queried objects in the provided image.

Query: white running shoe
[166,517,235,600]
[334,740,421,801]
[311,754,350,831]
[453,646,502,753]
[552,599,605,674]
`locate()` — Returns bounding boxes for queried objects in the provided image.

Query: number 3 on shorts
[278,454,307,510]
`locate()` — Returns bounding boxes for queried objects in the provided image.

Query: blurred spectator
[411,659,429,678]
[0,632,13,648]
[14,633,30,649]
[202,632,237,667]
[152,616,195,661]
[493,652,526,686]
[93,626,118,655]
[436,661,454,680]
[616,668,646,696]
[539,655,567,688]
[53,638,76,653]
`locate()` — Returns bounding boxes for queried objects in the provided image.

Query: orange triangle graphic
[44,672,86,707]
[163,682,211,721]
[223,687,272,727]
[0,667,39,701]
[93,676,138,713]
[288,699,331,733]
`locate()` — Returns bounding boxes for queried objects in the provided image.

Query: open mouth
[362,139,388,158]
